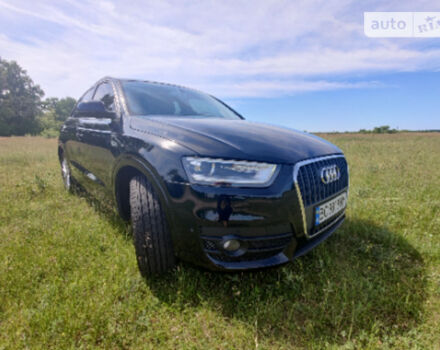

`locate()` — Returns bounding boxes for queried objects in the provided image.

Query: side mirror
[74,101,116,119]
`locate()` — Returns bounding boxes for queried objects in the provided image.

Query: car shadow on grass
[148,218,426,347]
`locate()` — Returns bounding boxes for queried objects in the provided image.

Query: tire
[129,175,175,276]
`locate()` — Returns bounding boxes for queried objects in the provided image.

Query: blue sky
[0,0,439,131]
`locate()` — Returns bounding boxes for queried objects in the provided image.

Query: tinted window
[121,81,241,119]
[79,88,94,103]
[93,82,115,111]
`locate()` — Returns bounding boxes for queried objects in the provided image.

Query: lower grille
[203,239,217,251]
[202,232,293,263]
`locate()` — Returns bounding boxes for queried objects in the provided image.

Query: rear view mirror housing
[74,101,116,119]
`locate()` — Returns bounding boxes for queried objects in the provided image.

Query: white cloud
[198,80,384,98]
[0,0,439,98]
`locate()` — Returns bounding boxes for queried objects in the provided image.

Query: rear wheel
[129,175,175,276]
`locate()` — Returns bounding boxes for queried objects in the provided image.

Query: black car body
[58,77,349,275]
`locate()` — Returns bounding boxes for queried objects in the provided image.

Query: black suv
[59,77,349,276]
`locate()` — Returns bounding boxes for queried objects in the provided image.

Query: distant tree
[373,125,400,134]
[360,125,398,134]
[373,125,389,133]
[0,57,44,136]
[42,97,76,122]
[39,97,76,137]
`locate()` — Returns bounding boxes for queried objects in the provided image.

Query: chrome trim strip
[294,182,308,236]
[77,126,111,134]
[292,154,346,239]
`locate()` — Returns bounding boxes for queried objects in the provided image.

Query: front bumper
[163,156,348,271]
[201,214,345,270]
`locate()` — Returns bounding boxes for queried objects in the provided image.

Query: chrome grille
[295,155,348,207]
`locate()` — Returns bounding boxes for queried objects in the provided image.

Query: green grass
[0,133,439,349]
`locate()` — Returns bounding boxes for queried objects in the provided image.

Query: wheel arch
[113,155,170,221]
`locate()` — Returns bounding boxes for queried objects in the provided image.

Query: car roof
[99,76,194,91]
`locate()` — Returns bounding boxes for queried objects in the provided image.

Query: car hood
[129,116,342,164]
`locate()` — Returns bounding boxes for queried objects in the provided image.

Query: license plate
[315,192,347,225]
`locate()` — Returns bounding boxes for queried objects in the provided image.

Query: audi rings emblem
[320,165,340,184]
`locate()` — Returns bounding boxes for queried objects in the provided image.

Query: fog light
[223,239,240,252]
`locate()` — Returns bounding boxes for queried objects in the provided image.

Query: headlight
[182,157,280,187]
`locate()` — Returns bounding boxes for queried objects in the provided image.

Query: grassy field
[0,133,439,349]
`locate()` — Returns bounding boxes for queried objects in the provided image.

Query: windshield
[121,81,242,120]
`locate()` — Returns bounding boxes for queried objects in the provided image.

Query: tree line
[0,57,76,137]
[359,125,398,134]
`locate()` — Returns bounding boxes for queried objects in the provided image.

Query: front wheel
[129,175,175,276]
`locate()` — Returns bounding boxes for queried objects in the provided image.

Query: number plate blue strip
[315,207,320,225]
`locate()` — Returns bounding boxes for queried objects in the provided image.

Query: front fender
[112,153,170,207]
